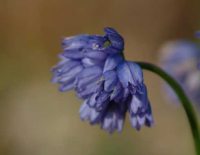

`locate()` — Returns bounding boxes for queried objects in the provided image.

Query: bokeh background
[1,0,200,155]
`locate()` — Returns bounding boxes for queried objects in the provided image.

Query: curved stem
[136,61,200,155]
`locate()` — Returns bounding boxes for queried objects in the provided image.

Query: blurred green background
[1,0,200,155]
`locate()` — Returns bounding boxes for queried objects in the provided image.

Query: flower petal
[129,85,153,129]
[84,51,107,61]
[117,61,143,88]
[82,57,103,67]
[110,82,123,100]
[62,35,88,49]
[77,75,101,89]
[58,65,83,83]
[78,66,102,79]
[127,62,143,84]
[52,60,80,76]
[104,27,124,51]
[59,80,75,92]
[103,55,123,73]
[103,70,118,92]
[129,85,148,114]
[76,81,103,99]
[62,50,84,59]
[79,100,100,123]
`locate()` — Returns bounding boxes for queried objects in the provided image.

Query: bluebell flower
[195,31,200,38]
[52,27,153,133]
[159,40,200,109]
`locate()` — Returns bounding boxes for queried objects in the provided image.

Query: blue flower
[160,40,200,109]
[52,27,153,133]
[195,31,200,38]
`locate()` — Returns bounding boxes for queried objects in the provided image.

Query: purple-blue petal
[77,75,101,89]
[79,100,100,123]
[82,57,104,67]
[129,85,148,113]
[103,70,118,92]
[77,66,102,79]
[117,61,143,88]
[104,27,124,51]
[110,82,123,100]
[62,50,84,59]
[103,55,123,73]
[77,81,103,99]
[127,62,143,84]
[84,51,107,60]
[62,35,88,49]
[58,65,83,82]
[59,81,75,92]
[52,60,80,76]
[129,85,153,129]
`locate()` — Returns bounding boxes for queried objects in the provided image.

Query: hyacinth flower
[195,31,200,39]
[159,40,200,109]
[52,28,153,133]
[196,31,200,70]
[52,28,200,154]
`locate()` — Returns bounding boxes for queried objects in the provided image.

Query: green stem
[137,61,200,155]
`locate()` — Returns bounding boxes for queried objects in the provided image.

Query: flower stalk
[137,61,200,155]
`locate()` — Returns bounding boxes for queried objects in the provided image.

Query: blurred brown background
[1,0,200,155]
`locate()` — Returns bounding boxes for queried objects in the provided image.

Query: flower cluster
[52,28,153,133]
[160,40,200,108]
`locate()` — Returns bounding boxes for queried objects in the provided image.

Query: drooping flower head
[159,40,200,109]
[52,27,153,133]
